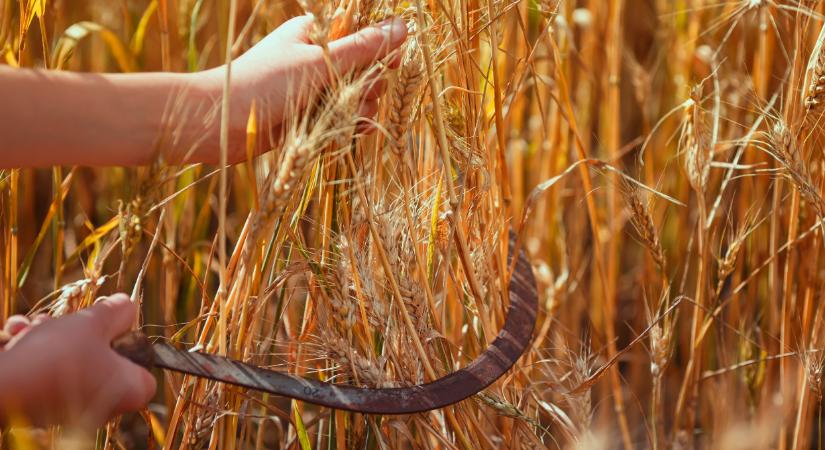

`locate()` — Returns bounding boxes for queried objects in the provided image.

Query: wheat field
[3,0,825,448]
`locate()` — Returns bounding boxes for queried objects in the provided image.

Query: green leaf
[292,403,312,450]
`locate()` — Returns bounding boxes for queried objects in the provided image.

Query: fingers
[1,314,49,346]
[328,18,408,75]
[357,99,380,133]
[4,315,30,336]
[85,354,156,427]
[31,314,50,326]
[89,294,137,340]
[359,99,379,119]
[87,294,154,415]
[110,356,157,416]
[363,77,387,101]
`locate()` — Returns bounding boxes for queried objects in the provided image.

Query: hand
[0,313,51,347]
[183,15,408,164]
[0,294,156,429]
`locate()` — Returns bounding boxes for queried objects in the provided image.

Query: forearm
[0,66,232,168]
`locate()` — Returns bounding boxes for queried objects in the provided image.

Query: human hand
[185,15,408,164]
[0,294,156,429]
[0,313,51,347]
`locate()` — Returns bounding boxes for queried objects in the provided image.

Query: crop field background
[3,0,825,449]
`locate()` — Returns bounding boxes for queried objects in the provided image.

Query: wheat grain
[715,217,754,296]
[805,26,825,118]
[443,101,486,173]
[649,322,672,378]
[356,0,380,29]
[324,333,391,387]
[298,1,333,46]
[48,276,107,317]
[621,179,664,270]
[244,81,362,262]
[388,40,424,156]
[684,87,712,193]
[804,351,825,400]
[768,121,824,215]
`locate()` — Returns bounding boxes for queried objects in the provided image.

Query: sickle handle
[112,330,156,370]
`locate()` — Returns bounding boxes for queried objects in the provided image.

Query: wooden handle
[112,330,156,370]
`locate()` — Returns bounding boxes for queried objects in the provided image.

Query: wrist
[198,65,257,126]
[170,67,251,164]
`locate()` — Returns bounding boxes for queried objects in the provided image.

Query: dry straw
[9,0,825,449]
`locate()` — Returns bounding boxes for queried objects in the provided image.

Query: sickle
[113,233,537,414]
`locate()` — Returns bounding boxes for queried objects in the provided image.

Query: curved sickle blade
[151,234,537,414]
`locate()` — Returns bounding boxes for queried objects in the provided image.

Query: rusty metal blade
[152,234,537,414]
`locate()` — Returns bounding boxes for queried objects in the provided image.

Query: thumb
[328,17,408,75]
[88,293,137,340]
[269,14,316,43]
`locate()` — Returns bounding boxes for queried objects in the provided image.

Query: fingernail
[378,17,407,42]
[4,316,30,334]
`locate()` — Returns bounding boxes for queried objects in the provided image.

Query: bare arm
[0,68,211,167]
[0,16,407,168]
